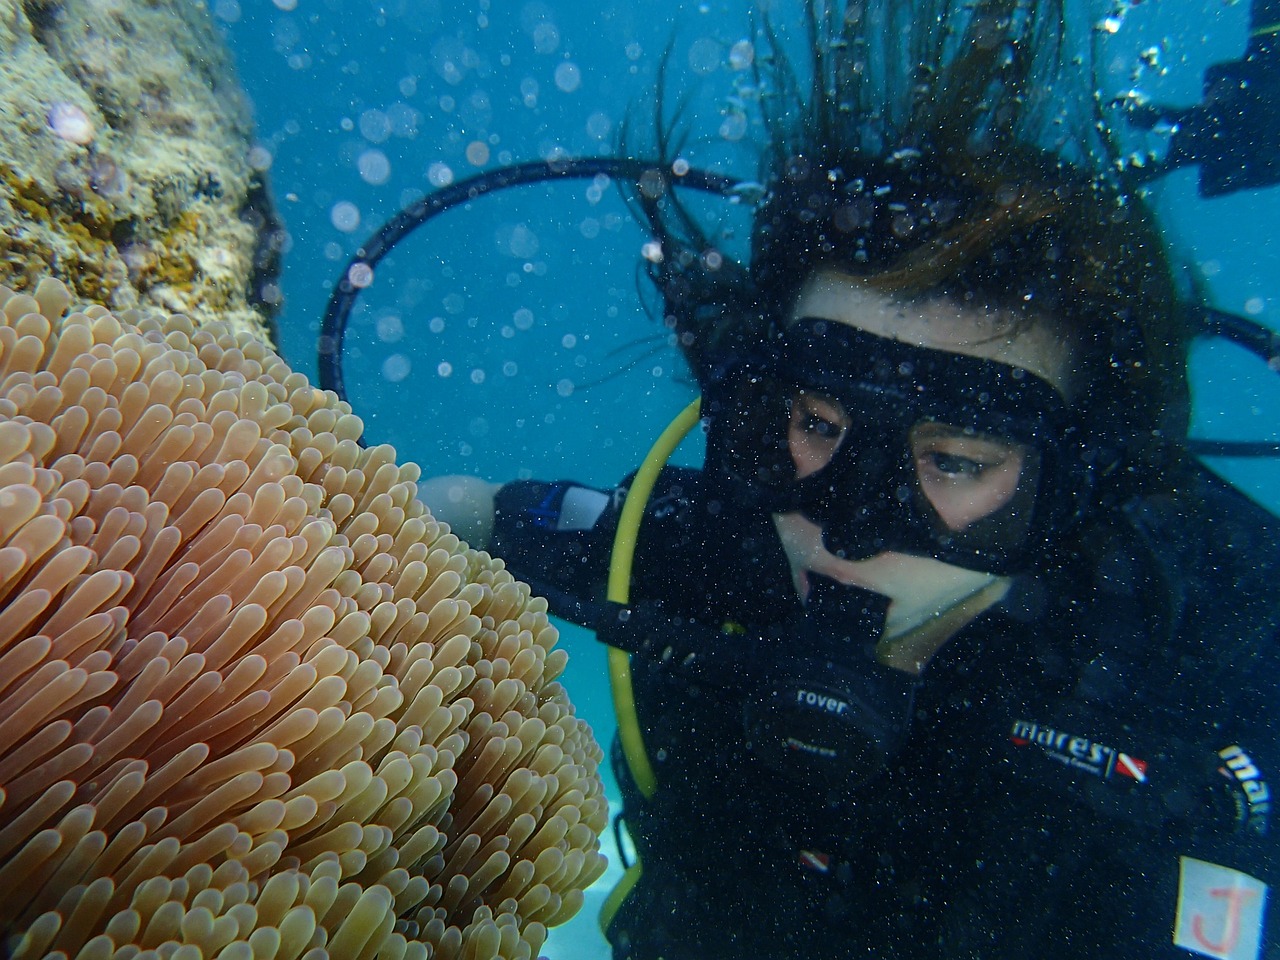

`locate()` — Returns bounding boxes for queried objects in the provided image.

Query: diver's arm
[419,474,500,548]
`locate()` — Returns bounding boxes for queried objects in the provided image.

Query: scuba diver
[318,0,1280,956]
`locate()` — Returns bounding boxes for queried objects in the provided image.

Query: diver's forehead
[788,269,1074,396]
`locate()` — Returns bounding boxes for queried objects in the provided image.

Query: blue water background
[216,2,1279,956]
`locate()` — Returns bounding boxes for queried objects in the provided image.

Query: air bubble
[376,314,404,342]
[687,37,721,75]
[555,62,582,93]
[346,263,374,288]
[428,162,454,187]
[382,354,411,382]
[358,150,391,185]
[359,109,392,143]
[331,201,361,232]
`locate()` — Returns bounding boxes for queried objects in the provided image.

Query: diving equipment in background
[318,160,1280,460]
[1126,0,1280,196]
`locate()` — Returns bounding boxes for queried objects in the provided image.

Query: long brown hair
[645,0,1195,496]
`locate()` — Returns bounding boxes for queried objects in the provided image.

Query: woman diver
[420,0,1280,956]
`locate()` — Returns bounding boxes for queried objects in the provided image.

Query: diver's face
[788,392,1031,532]
[774,269,1073,608]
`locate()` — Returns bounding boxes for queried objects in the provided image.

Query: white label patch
[1174,857,1267,960]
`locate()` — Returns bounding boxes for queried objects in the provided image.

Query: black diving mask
[705,316,1096,575]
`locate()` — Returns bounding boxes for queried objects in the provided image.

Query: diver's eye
[925,452,989,477]
[799,413,845,439]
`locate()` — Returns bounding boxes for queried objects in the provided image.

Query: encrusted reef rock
[0,0,281,343]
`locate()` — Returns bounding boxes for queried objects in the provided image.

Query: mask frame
[703,316,1101,575]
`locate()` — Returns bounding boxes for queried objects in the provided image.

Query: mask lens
[909,421,1036,532]
[787,390,852,477]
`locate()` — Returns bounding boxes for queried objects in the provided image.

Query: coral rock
[0,2,282,342]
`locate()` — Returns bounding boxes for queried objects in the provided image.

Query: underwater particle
[358,149,391,184]
[1246,297,1265,315]
[466,140,490,165]
[719,111,748,142]
[376,313,404,342]
[359,108,392,143]
[428,161,454,186]
[586,111,612,139]
[347,262,374,288]
[330,200,361,232]
[382,353,411,381]
[626,42,643,60]
[729,39,754,70]
[213,0,241,22]
[429,316,445,333]
[470,367,486,384]
[557,378,575,397]
[514,307,534,330]
[555,61,582,93]
[641,240,664,263]
[47,101,95,144]
[503,360,519,376]
[504,223,540,258]
[389,102,420,137]
[533,21,560,54]
[443,293,466,314]
[88,155,127,196]
[520,77,539,107]
[687,36,721,75]
[273,0,298,8]
[248,144,273,170]
[672,158,691,176]
[580,218,600,238]
[437,361,454,377]
[562,333,577,349]
[638,168,666,199]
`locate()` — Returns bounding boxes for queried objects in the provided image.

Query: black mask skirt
[703,316,1097,575]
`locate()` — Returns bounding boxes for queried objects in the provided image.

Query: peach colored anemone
[0,278,608,960]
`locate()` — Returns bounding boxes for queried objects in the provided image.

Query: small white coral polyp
[0,279,607,960]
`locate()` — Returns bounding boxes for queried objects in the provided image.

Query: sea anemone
[0,278,608,960]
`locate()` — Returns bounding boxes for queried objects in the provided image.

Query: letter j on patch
[1174,856,1268,960]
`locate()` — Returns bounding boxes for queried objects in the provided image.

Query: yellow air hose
[606,395,703,799]
[599,396,702,935]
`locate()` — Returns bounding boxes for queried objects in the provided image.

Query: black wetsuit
[491,464,1280,960]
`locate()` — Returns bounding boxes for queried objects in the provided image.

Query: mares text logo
[1009,719,1148,783]
[1218,745,1271,836]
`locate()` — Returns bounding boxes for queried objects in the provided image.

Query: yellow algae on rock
[0,1,282,343]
